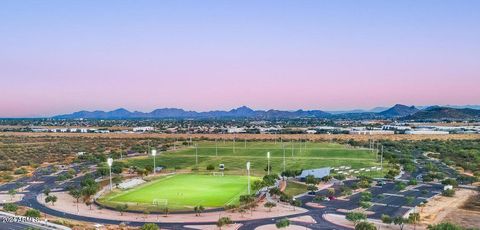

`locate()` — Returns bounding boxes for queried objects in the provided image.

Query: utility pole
[283,145,286,172]
[215,138,218,156]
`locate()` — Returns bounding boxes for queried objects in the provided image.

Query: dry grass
[1,132,480,141]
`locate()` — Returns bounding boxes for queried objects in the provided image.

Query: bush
[14,168,28,175]
[441,178,458,187]
[24,209,41,218]
[206,164,215,170]
[442,189,455,197]
[3,203,18,212]
[359,201,372,209]
[346,212,367,225]
[395,182,407,191]
[408,179,418,185]
[141,223,159,230]
[276,218,290,228]
[381,214,392,224]
[280,193,292,203]
[355,221,377,230]
[427,222,466,230]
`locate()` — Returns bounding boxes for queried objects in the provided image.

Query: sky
[1,0,479,117]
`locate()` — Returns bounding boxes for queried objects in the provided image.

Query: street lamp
[267,152,271,175]
[107,158,113,191]
[246,162,251,194]
[151,149,157,175]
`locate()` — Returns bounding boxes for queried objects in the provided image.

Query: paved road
[1,160,446,230]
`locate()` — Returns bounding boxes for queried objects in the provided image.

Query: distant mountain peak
[379,104,419,117]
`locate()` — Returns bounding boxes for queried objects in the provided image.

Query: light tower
[267,152,271,175]
[107,158,113,191]
[151,149,157,175]
[246,162,251,194]
[195,143,198,167]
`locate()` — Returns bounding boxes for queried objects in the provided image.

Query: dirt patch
[419,189,480,228]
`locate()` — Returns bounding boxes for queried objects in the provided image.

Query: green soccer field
[125,141,386,177]
[99,174,256,211]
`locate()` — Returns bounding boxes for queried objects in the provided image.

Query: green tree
[140,223,159,230]
[264,201,277,212]
[115,204,128,216]
[3,203,18,212]
[275,218,290,228]
[346,212,367,226]
[24,209,41,218]
[8,189,16,200]
[290,199,302,210]
[45,195,57,206]
[381,214,392,224]
[307,185,317,193]
[305,175,317,185]
[406,196,415,205]
[194,205,205,216]
[216,217,232,230]
[393,216,407,230]
[269,187,282,198]
[355,221,377,230]
[442,189,455,197]
[206,164,215,170]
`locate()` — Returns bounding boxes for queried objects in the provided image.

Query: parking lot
[301,180,444,220]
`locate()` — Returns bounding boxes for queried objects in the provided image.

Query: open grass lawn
[283,181,308,197]
[99,174,255,211]
[125,141,386,177]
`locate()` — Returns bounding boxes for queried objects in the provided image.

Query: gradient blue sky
[1,0,479,117]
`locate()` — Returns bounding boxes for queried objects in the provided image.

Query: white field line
[107,174,177,201]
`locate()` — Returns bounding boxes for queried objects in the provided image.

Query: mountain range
[52,104,480,120]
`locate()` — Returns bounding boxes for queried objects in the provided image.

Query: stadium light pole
[267,152,271,175]
[246,162,251,194]
[107,158,113,191]
[152,149,157,176]
[195,144,198,167]
[381,145,384,169]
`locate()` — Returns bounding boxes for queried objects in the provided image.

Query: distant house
[297,167,331,180]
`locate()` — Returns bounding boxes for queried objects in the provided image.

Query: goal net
[152,199,168,207]
[212,172,224,176]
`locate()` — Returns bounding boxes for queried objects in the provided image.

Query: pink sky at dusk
[1,1,479,117]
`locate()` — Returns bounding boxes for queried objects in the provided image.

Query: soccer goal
[152,199,168,207]
[212,172,224,176]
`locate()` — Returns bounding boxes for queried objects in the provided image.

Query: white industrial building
[133,126,155,132]
[405,130,449,135]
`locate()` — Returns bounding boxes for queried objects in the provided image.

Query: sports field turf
[125,141,387,177]
[100,174,255,211]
